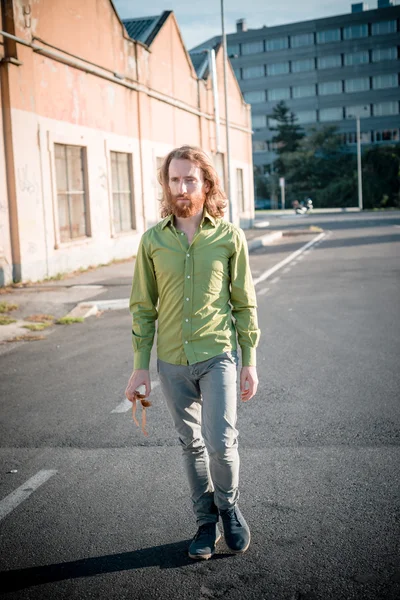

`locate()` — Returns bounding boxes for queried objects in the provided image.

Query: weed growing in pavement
[55,317,84,325]
[0,302,18,313]
[6,334,46,342]
[23,323,52,331]
[0,316,17,325]
[24,314,55,323]
[43,272,65,281]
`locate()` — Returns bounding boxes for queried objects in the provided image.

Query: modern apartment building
[192,1,400,169]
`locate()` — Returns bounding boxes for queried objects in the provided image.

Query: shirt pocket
[196,258,228,295]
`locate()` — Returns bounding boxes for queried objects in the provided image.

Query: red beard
[169,192,205,218]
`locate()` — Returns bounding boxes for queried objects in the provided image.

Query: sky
[112,0,385,50]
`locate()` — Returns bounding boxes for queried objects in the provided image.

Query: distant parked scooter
[293,198,313,215]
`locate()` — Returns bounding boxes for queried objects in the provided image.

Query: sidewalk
[0,226,283,346]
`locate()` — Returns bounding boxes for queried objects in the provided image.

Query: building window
[344,51,369,66]
[266,37,289,51]
[319,107,343,122]
[343,24,368,40]
[228,44,240,57]
[292,84,316,98]
[316,29,341,44]
[242,41,264,55]
[292,58,315,73]
[236,168,245,212]
[343,131,371,145]
[252,114,267,129]
[243,65,265,79]
[234,68,241,80]
[110,152,135,233]
[372,129,399,142]
[371,20,397,36]
[318,81,342,95]
[372,47,398,62]
[267,141,279,151]
[267,62,289,76]
[253,140,268,152]
[372,73,398,89]
[317,55,342,69]
[54,144,89,243]
[290,33,314,48]
[373,101,399,116]
[296,110,317,124]
[268,87,291,101]
[345,105,371,118]
[344,77,370,92]
[244,90,266,103]
[268,117,278,129]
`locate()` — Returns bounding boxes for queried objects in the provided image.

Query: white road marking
[253,233,326,287]
[256,287,270,296]
[271,277,280,284]
[0,470,57,522]
[111,381,160,413]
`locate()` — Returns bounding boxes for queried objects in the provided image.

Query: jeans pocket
[225,351,238,366]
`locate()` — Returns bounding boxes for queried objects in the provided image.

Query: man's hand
[240,366,258,402]
[125,369,151,402]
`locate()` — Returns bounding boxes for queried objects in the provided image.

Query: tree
[362,145,400,209]
[279,126,357,208]
[268,101,305,176]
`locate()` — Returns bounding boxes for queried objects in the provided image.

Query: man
[125,145,260,560]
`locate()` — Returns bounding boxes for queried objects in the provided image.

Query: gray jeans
[157,352,240,525]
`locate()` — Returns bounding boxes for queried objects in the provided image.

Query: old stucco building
[0,0,254,286]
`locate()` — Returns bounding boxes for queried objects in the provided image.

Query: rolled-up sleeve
[129,235,158,370]
[229,228,260,366]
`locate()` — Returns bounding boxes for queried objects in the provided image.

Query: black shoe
[220,506,250,553]
[188,523,221,560]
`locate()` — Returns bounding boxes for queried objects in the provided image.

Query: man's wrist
[241,346,256,367]
[133,352,151,370]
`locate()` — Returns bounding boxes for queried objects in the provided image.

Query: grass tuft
[55,317,84,325]
[6,334,46,342]
[0,316,17,325]
[23,323,52,331]
[0,302,18,313]
[24,314,55,323]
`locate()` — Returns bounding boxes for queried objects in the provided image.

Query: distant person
[125,145,260,560]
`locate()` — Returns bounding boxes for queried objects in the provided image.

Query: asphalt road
[0,213,399,599]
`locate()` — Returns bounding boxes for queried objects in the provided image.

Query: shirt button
[181,233,184,236]
[186,297,189,301]
[185,319,189,322]
[185,341,188,344]
[187,275,190,279]
[187,253,190,257]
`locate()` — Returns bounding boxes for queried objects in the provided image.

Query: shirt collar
[160,208,216,230]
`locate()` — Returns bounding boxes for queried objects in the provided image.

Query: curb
[65,298,129,320]
[247,231,283,252]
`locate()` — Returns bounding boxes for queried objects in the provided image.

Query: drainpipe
[0,1,21,281]
[134,42,147,231]
[208,49,221,153]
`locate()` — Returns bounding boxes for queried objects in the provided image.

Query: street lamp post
[356,116,363,211]
[220,0,233,223]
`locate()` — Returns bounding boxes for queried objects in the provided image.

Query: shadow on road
[0,541,233,592]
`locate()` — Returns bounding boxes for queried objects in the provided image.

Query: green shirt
[129,210,260,369]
